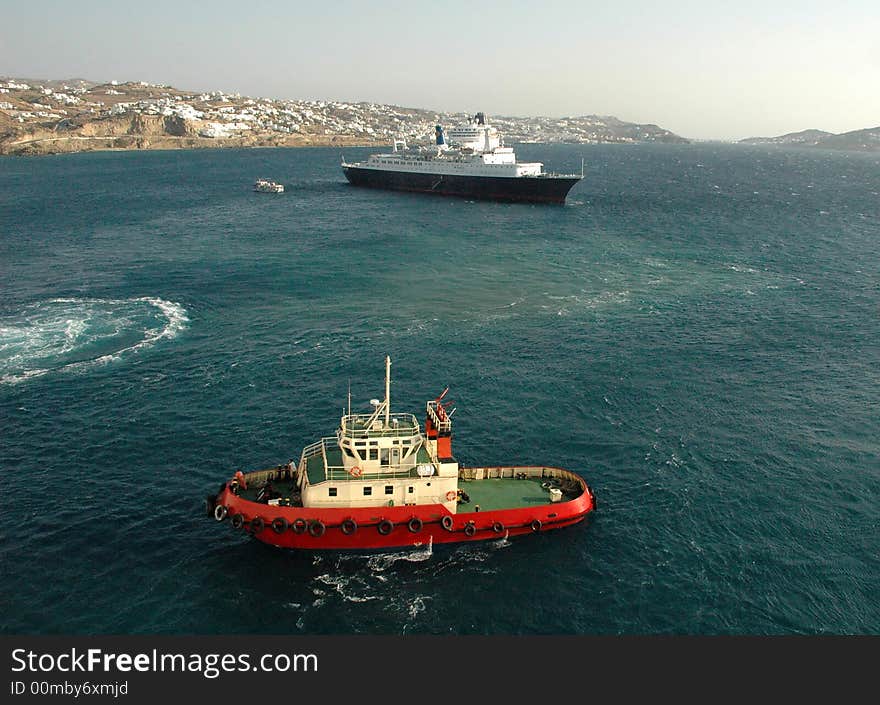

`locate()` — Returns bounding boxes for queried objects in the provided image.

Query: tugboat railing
[300,435,431,483]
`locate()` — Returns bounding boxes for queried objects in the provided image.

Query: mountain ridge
[739,126,880,151]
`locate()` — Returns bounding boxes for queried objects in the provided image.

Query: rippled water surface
[1,144,878,634]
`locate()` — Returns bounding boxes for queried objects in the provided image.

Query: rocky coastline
[1,77,688,157]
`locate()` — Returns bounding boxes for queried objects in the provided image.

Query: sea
[1,143,878,635]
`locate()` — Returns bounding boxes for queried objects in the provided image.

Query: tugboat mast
[385,355,391,427]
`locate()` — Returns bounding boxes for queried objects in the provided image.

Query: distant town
[0,77,688,156]
[3,77,877,156]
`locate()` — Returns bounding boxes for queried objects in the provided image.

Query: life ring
[530,519,542,533]
[441,515,454,531]
[213,504,228,521]
[377,519,394,536]
[445,490,457,501]
[408,517,423,533]
[309,520,326,538]
[492,521,504,534]
[349,466,363,478]
[464,523,476,537]
[271,517,288,534]
[292,518,307,534]
[341,518,357,535]
[230,513,244,530]
[250,516,265,534]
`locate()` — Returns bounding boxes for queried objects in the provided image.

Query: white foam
[365,542,434,572]
[0,296,189,384]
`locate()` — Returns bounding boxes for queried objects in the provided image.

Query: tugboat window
[363,487,372,496]
[408,486,414,494]
[369,448,378,460]
[329,487,337,497]
[385,485,393,495]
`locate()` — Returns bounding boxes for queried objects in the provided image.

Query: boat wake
[366,537,434,573]
[0,296,188,384]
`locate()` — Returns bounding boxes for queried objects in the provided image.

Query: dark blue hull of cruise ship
[342,166,582,204]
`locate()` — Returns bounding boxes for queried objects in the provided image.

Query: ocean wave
[0,296,188,384]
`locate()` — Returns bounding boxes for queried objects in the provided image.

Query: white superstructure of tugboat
[207,356,596,550]
[341,112,583,204]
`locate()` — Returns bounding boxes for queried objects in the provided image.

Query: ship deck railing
[300,436,436,485]
[339,412,420,439]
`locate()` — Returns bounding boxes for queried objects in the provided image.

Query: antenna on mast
[347,378,351,417]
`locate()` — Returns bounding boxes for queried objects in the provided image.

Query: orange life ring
[349,466,363,478]
[445,490,456,501]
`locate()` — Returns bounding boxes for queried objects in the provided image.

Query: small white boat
[254,179,284,193]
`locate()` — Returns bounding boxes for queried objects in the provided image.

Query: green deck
[457,478,558,511]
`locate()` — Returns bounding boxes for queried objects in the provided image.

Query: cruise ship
[341,112,583,204]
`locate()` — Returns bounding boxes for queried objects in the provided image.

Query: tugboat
[341,112,583,204]
[254,178,284,193]
[207,357,596,550]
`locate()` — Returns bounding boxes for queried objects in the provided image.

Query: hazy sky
[2,0,878,139]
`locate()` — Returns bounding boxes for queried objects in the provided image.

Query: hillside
[739,126,880,151]
[0,77,688,156]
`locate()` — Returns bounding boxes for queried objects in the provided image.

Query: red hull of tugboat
[212,467,596,550]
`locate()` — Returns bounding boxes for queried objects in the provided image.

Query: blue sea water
[1,143,878,635]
